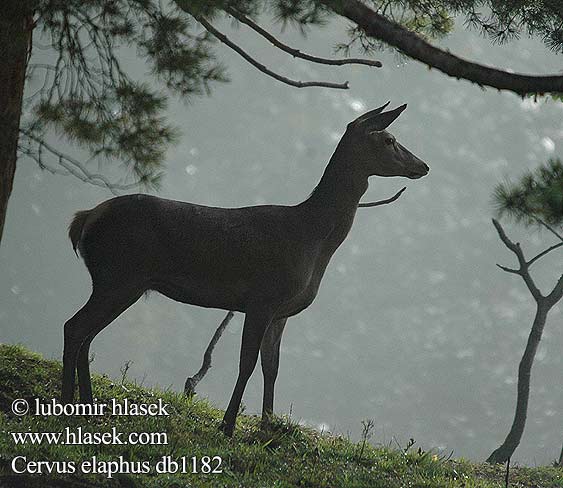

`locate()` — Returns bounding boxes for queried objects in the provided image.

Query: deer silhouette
[62,102,428,436]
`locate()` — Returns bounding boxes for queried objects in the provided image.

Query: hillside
[0,344,561,487]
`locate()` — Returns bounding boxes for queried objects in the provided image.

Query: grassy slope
[0,344,561,488]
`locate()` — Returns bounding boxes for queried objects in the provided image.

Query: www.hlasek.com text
[11,426,168,446]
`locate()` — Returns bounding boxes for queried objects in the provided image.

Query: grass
[0,343,561,487]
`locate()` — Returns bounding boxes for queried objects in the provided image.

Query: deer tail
[68,210,90,257]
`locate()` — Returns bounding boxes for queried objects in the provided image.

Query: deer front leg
[220,308,273,436]
[260,318,287,424]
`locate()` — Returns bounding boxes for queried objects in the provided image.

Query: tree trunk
[487,303,549,463]
[0,3,33,245]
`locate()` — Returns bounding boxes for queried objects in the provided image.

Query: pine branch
[358,186,406,207]
[19,129,148,193]
[531,215,563,242]
[492,160,563,231]
[226,7,382,68]
[195,16,349,90]
[323,0,563,95]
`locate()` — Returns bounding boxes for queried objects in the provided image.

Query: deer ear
[364,103,407,131]
[350,101,390,127]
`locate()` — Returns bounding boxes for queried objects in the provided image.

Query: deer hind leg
[260,317,287,423]
[76,330,96,403]
[62,284,145,404]
[220,308,274,437]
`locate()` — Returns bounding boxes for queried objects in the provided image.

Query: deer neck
[299,143,368,239]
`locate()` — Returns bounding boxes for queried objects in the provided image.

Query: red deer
[62,102,429,436]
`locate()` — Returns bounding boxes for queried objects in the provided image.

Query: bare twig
[120,360,132,386]
[184,311,235,396]
[226,7,382,68]
[196,17,349,90]
[492,219,543,301]
[496,264,519,275]
[493,219,545,302]
[358,186,406,207]
[527,242,563,267]
[357,419,375,461]
[322,0,563,95]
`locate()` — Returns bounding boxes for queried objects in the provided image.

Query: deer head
[341,102,429,179]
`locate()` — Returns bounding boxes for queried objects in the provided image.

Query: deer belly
[151,276,248,311]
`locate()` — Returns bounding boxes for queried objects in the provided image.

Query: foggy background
[1,13,562,465]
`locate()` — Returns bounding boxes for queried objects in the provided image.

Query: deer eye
[385,137,395,146]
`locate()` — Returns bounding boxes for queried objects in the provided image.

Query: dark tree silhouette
[487,160,563,463]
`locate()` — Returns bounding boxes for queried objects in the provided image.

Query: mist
[1,15,562,465]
